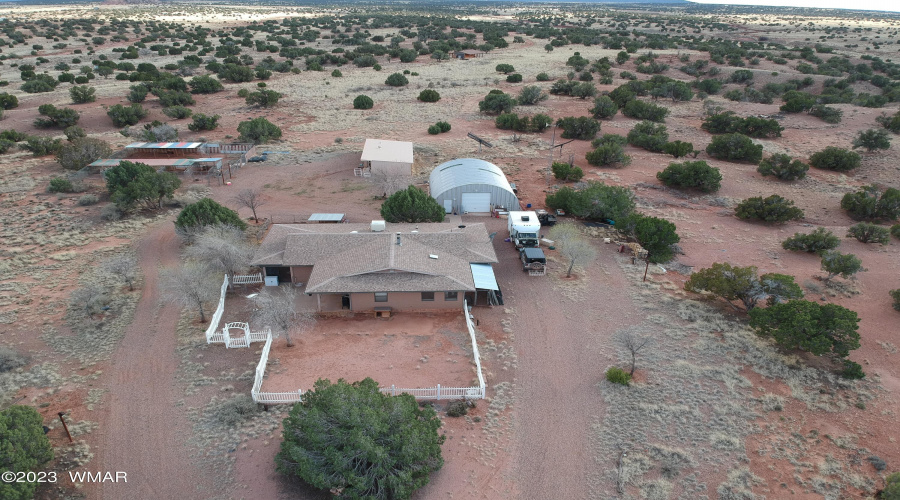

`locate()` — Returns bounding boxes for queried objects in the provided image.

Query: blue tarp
[470,263,499,291]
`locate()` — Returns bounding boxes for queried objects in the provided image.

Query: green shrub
[22,136,63,156]
[586,135,631,168]
[427,124,441,135]
[877,110,900,134]
[127,85,148,103]
[495,63,515,74]
[245,89,281,107]
[695,78,722,94]
[0,92,18,109]
[706,133,763,163]
[69,85,96,104]
[556,116,600,140]
[893,224,900,239]
[846,222,890,244]
[536,72,551,82]
[545,182,635,222]
[175,197,246,230]
[701,112,783,138]
[517,85,547,105]
[418,89,440,102]
[0,139,15,154]
[49,177,74,193]
[820,251,863,281]
[735,195,804,223]
[890,289,900,312]
[589,95,618,119]
[446,400,469,417]
[218,63,254,83]
[107,103,147,127]
[385,72,409,86]
[436,121,451,133]
[627,121,668,152]
[840,360,865,380]
[621,99,669,122]
[757,154,808,181]
[380,186,445,223]
[551,162,584,182]
[20,74,58,93]
[78,194,99,206]
[809,147,861,172]
[0,130,28,142]
[852,128,891,152]
[34,104,80,129]
[0,405,54,500]
[840,185,900,221]
[188,113,220,132]
[237,117,282,144]
[478,91,516,115]
[809,104,843,124]
[605,367,631,385]
[331,69,342,77]
[662,140,694,159]
[506,73,523,83]
[162,105,192,119]
[782,228,840,254]
[189,74,224,94]
[749,300,860,358]
[353,94,374,110]
[657,161,722,192]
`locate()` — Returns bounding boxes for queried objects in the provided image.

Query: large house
[251,222,500,312]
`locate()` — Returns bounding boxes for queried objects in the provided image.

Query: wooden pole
[643,257,650,282]
[58,412,73,443]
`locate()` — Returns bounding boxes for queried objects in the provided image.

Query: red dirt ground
[261,313,478,394]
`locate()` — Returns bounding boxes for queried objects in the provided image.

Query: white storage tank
[370,220,386,232]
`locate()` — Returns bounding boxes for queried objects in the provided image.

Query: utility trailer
[521,247,546,276]
[536,209,557,226]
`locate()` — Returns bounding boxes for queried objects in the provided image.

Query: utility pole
[546,124,557,186]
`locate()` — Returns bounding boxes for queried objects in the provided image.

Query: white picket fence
[232,273,263,285]
[204,276,487,404]
[205,275,230,344]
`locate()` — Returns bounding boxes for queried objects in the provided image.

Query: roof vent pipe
[396,232,401,246]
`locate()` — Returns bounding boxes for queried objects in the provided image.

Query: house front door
[341,294,350,310]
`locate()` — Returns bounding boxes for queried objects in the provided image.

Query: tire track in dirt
[501,240,638,499]
[92,222,210,499]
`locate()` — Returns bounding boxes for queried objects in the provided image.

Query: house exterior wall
[431,184,519,214]
[348,291,462,312]
[289,266,313,284]
[370,160,411,177]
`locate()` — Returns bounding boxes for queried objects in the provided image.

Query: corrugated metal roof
[88,158,222,167]
[307,213,345,222]
[470,263,499,291]
[124,142,203,149]
[429,158,515,199]
[360,139,414,164]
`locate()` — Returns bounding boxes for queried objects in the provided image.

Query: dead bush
[0,346,28,372]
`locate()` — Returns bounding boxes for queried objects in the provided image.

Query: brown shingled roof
[251,223,498,294]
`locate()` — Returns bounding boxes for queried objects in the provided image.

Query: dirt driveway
[90,222,212,499]
[473,216,639,499]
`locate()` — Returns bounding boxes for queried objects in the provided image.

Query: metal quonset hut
[429,158,519,215]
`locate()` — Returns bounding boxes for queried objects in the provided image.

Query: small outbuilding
[455,50,484,60]
[429,158,519,214]
[360,139,413,177]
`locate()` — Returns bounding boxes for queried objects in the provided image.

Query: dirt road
[487,217,638,500]
[92,223,210,499]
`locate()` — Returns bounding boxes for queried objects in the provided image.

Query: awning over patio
[470,263,499,291]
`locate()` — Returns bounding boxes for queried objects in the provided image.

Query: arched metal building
[428,158,519,214]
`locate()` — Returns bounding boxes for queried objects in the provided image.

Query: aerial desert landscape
[0,1,899,499]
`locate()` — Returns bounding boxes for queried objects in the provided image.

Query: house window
[421,292,435,302]
[445,291,458,301]
[374,292,388,303]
